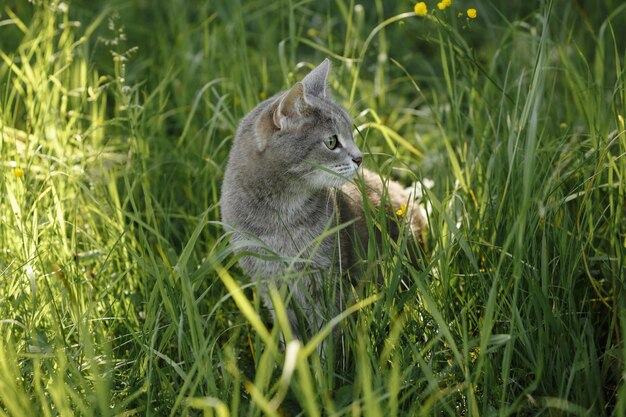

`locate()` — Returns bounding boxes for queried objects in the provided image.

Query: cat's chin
[341,165,360,183]
[306,169,357,190]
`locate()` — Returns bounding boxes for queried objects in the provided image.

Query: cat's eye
[324,134,339,150]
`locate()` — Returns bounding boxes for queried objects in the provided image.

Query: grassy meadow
[1,0,625,415]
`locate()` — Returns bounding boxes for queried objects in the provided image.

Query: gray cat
[220,59,426,337]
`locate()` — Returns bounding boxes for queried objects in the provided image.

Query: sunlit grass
[1,0,624,416]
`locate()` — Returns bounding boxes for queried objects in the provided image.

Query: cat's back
[337,169,428,253]
[220,95,279,232]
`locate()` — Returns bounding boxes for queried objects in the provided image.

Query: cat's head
[253,59,362,190]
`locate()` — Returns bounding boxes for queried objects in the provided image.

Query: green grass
[1,0,625,415]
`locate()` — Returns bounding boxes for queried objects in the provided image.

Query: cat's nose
[352,155,362,167]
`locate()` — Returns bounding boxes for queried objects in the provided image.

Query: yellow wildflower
[13,167,24,177]
[396,203,407,218]
[437,0,451,10]
[467,8,477,19]
[414,2,428,16]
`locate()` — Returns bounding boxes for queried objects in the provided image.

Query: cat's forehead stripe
[330,104,352,128]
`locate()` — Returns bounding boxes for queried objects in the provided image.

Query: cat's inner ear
[273,82,304,129]
[301,59,330,98]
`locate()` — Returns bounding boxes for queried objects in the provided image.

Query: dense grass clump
[1,0,624,415]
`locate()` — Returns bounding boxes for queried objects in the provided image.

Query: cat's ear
[301,59,330,98]
[272,81,304,130]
